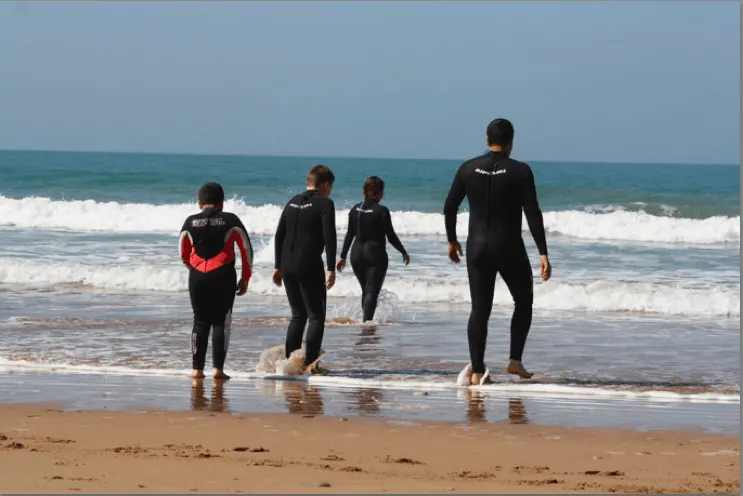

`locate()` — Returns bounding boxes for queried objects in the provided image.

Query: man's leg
[283,273,307,358]
[362,257,388,322]
[466,239,497,381]
[211,269,237,380]
[498,249,535,379]
[300,266,327,368]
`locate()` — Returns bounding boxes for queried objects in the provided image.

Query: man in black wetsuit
[179,182,254,382]
[272,165,337,375]
[337,176,410,322]
[443,118,551,386]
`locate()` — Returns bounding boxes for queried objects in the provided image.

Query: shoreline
[0,405,739,494]
[0,371,739,436]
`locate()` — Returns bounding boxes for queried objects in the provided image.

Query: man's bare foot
[190,370,205,379]
[213,369,231,381]
[471,370,493,385]
[507,360,533,379]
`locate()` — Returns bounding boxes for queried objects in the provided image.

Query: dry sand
[0,404,739,494]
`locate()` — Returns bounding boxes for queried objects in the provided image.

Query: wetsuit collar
[488,150,508,158]
[202,206,221,216]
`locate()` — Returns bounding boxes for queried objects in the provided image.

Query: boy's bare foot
[190,370,205,379]
[213,369,231,381]
[507,360,533,379]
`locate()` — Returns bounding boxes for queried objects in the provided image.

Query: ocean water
[0,150,739,406]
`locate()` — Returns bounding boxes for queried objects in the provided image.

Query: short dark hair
[486,118,515,147]
[306,165,335,187]
[363,176,385,198]
[198,182,225,205]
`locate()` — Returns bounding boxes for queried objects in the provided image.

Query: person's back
[354,199,388,245]
[276,190,336,275]
[444,152,547,257]
[182,209,254,274]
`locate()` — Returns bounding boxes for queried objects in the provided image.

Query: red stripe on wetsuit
[180,230,251,281]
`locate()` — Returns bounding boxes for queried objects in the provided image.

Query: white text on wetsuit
[191,218,226,227]
[475,168,507,176]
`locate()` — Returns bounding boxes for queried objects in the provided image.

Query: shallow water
[1,371,738,435]
[0,290,739,400]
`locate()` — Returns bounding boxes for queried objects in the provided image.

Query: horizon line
[0,147,739,168]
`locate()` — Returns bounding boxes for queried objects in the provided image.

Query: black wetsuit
[274,190,337,366]
[179,208,253,370]
[443,151,548,374]
[340,198,408,322]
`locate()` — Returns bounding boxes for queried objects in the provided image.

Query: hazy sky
[0,1,739,164]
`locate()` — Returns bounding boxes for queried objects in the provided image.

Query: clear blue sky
[0,1,739,164]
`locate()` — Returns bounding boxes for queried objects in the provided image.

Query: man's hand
[236,278,249,296]
[336,258,346,272]
[402,253,410,265]
[326,270,336,290]
[540,255,552,281]
[448,241,463,264]
[272,269,283,287]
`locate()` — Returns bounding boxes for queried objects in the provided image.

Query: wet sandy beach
[0,404,739,494]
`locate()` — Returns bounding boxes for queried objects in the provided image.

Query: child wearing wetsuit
[179,182,254,381]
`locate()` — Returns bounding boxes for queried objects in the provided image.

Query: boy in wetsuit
[179,182,254,381]
[336,176,410,322]
[272,165,337,375]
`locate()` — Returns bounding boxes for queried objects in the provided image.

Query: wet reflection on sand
[462,389,530,425]
[190,379,229,413]
[4,371,735,434]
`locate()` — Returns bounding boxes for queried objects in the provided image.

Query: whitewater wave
[0,258,737,316]
[0,196,738,244]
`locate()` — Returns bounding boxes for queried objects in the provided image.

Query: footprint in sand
[381,455,424,465]
[320,454,345,461]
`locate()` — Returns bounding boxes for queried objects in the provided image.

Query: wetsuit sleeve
[443,165,466,243]
[340,206,357,260]
[383,209,407,256]
[274,205,288,270]
[178,219,193,267]
[322,199,337,272]
[522,166,548,256]
[230,215,254,281]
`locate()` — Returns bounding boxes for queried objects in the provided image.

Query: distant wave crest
[0,196,738,244]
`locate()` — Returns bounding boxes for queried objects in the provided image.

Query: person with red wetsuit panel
[179,182,254,382]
